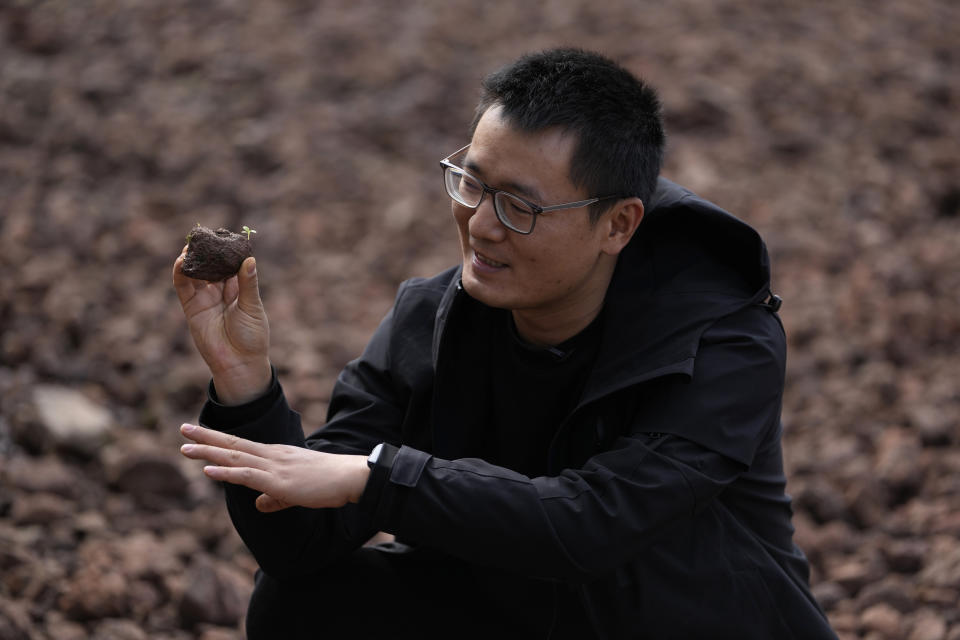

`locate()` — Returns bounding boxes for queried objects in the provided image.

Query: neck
[509,253,618,346]
[511,304,603,347]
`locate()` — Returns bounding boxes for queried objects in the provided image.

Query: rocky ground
[1,1,958,638]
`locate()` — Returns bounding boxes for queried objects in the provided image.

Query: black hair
[471,48,665,221]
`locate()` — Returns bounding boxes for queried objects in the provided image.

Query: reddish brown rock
[60,568,131,620]
[857,576,916,614]
[919,541,960,589]
[177,555,250,628]
[180,226,254,282]
[0,599,32,640]
[875,428,924,504]
[884,538,929,574]
[30,384,115,457]
[10,492,73,526]
[909,609,948,640]
[91,618,149,640]
[5,454,82,497]
[43,611,88,640]
[861,603,903,638]
[829,611,860,635]
[101,433,191,509]
[812,580,848,611]
[829,553,887,597]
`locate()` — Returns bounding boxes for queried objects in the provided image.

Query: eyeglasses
[440,144,621,235]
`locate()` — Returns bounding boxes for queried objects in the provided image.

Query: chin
[460,268,512,310]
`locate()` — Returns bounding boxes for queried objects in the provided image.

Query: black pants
[245,542,595,640]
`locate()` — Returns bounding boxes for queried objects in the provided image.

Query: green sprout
[242,225,257,240]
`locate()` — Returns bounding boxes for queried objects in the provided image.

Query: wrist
[348,455,372,504]
[211,359,273,405]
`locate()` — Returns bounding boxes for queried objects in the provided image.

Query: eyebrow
[462,157,544,203]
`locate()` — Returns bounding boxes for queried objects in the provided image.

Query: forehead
[466,106,580,200]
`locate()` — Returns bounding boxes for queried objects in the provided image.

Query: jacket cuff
[198,367,305,446]
[359,445,430,531]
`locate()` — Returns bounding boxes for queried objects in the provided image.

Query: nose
[466,195,507,243]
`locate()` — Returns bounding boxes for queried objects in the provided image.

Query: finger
[173,253,203,304]
[236,257,264,315]
[255,493,292,513]
[222,272,240,306]
[203,464,274,493]
[180,423,271,457]
[172,252,188,288]
[180,443,268,470]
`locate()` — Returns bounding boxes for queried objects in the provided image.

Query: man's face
[453,106,618,338]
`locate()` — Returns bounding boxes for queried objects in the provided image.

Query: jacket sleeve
[197,297,409,580]
[364,304,786,582]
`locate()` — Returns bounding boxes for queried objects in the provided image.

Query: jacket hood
[583,177,774,404]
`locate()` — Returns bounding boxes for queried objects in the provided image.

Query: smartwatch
[361,443,399,507]
[367,443,385,469]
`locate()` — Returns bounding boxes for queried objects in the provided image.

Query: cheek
[452,208,469,239]
[453,204,473,229]
[528,231,596,282]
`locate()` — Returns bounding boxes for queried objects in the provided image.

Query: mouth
[473,250,507,268]
[473,249,509,272]
[473,250,508,269]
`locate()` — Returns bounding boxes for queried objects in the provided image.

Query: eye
[501,193,535,216]
[459,175,482,193]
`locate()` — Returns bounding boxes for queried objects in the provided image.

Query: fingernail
[181,423,196,434]
[247,258,256,276]
[180,444,195,454]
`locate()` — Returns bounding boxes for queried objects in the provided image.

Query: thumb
[236,257,264,314]
[255,493,290,513]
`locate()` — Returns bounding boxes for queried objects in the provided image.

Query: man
[174,48,837,639]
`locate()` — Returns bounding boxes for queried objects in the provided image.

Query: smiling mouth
[474,250,507,268]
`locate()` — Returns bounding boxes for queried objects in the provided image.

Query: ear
[599,197,644,256]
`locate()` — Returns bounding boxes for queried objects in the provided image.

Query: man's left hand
[179,424,370,512]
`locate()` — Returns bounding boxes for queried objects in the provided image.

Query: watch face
[368,443,384,468]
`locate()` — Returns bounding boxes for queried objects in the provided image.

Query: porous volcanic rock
[180,226,254,282]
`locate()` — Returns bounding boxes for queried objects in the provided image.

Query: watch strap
[366,442,399,472]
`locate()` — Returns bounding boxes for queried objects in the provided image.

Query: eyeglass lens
[444,167,536,233]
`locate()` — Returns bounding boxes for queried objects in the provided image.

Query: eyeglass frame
[439,143,623,235]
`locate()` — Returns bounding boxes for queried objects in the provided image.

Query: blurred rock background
[1,1,958,638]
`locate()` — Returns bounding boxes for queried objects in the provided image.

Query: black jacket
[201,178,837,639]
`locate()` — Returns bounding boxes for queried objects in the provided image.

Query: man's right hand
[173,246,272,405]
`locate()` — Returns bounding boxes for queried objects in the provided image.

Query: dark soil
[1,2,958,639]
[180,226,254,282]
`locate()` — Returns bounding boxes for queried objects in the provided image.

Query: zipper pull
[758,290,783,313]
